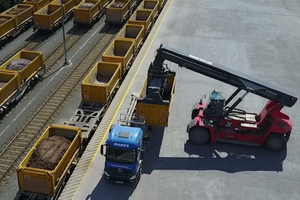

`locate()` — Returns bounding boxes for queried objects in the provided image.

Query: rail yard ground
[1,0,300,200]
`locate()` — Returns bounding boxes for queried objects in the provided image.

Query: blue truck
[100,112,150,184]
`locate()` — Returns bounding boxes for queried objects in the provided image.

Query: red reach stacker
[147,44,297,152]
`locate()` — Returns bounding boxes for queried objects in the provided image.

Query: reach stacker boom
[149,44,297,152]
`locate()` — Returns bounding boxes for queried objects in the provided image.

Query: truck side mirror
[100,144,106,156]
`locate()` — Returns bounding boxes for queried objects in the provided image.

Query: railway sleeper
[0,159,12,166]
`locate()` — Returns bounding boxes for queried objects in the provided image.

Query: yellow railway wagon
[105,0,131,24]
[102,38,135,75]
[17,124,82,196]
[0,50,44,83]
[50,0,79,16]
[0,15,18,40]
[116,24,144,49]
[128,9,153,37]
[23,0,53,12]
[135,72,176,127]
[0,71,21,108]
[81,61,121,104]
[33,4,62,30]
[74,0,101,25]
[137,0,159,20]
[1,4,34,25]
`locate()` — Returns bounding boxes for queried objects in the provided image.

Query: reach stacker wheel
[189,127,210,145]
[264,133,287,152]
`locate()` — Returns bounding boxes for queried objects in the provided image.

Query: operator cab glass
[204,90,225,117]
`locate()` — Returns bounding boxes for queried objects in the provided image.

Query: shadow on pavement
[143,126,286,174]
[86,177,136,200]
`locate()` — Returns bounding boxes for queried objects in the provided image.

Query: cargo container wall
[136,72,176,127]
[102,39,134,75]
[0,50,44,83]
[0,71,21,108]
[23,0,53,12]
[116,24,144,49]
[128,9,153,37]
[81,61,121,104]
[0,15,18,40]
[51,0,78,15]
[74,0,100,24]
[33,4,61,30]
[105,0,131,24]
[2,4,34,25]
[138,0,159,20]
[17,124,82,195]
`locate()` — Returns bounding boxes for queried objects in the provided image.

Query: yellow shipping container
[102,38,135,75]
[105,0,131,24]
[23,0,53,12]
[81,61,121,104]
[2,4,34,25]
[33,4,61,30]
[0,71,21,108]
[116,24,144,49]
[128,9,153,37]
[136,72,176,127]
[0,15,18,40]
[137,0,159,20]
[17,124,82,196]
[0,50,44,84]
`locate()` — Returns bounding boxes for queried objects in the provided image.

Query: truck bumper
[102,172,139,185]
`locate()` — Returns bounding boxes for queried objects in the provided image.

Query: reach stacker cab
[148,44,298,152]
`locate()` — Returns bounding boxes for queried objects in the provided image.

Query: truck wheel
[189,127,210,145]
[264,133,287,152]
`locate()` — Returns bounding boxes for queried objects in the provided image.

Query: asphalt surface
[1,0,300,200]
[71,0,300,200]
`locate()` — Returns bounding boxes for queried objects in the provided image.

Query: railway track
[0,24,119,190]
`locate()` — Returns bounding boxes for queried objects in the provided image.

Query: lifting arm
[149,44,297,107]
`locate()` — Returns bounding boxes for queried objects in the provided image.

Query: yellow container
[116,24,144,49]
[128,9,153,37]
[74,0,101,24]
[81,61,121,104]
[50,0,78,15]
[102,38,134,75]
[33,4,61,30]
[2,4,34,25]
[23,0,53,12]
[136,72,176,127]
[105,0,131,24]
[0,15,18,40]
[137,0,159,20]
[0,71,21,108]
[0,50,44,83]
[17,124,82,196]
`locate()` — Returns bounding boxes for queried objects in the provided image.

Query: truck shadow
[143,127,286,174]
[86,177,136,200]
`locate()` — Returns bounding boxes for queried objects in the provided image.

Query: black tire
[264,133,287,152]
[188,127,210,145]
[191,109,198,119]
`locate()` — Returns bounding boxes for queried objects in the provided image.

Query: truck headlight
[130,175,136,180]
[104,171,110,177]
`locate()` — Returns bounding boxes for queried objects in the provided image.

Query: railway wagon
[1,4,34,26]
[128,9,153,37]
[102,38,135,75]
[0,15,18,41]
[105,0,138,25]
[16,124,82,200]
[116,24,144,49]
[135,70,176,127]
[137,0,159,20]
[81,61,121,104]
[0,50,45,83]
[23,0,54,12]
[74,0,110,25]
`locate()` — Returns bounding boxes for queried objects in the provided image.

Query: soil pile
[6,58,31,71]
[111,2,125,8]
[0,82,7,89]
[80,3,94,9]
[27,135,72,170]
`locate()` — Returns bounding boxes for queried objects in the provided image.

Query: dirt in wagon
[6,58,31,71]
[26,135,72,170]
[80,3,95,9]
[0,82,7,89]
[111,2,125,8]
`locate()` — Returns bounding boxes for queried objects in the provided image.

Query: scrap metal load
[26,135,71,170]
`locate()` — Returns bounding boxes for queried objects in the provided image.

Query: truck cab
[101,114,147,184]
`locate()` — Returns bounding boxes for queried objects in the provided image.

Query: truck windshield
[106,147,137,165]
